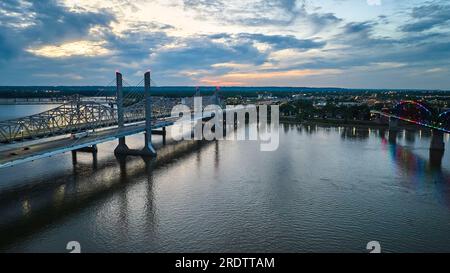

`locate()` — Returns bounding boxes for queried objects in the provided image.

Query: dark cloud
[24,0,115,44]
[0,0,28,15]
[0,28,18,61]
[105,30,172,59]
[279,0,297,11]
[338,21,395,48]
[401,4,450,32]
[0,0,116,61]
[148,32,325,83]
[0,0,176,84]
[343,21,375,35]
[308,12,342,30]
[285,13,450,74]
[152,37,267,71]
[390,41,450,64]
[99,21,174,63]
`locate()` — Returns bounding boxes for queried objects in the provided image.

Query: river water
[0,105,450,253]
[0,104,56,121]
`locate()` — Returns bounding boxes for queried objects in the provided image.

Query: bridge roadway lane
[0,119,176,169]
[371,110,450,133]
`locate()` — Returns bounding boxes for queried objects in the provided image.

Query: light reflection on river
[0,119,450,252]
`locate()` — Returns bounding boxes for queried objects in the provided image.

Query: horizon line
[0,85,449,92]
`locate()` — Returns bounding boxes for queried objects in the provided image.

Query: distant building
[337,102,361,107]
[314,101,327,107]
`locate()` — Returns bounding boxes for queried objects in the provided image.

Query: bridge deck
[371,110,450,133]
[0,106,237,169]
[0,119,175,169]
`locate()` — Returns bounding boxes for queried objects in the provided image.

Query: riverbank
[280,117,425,130]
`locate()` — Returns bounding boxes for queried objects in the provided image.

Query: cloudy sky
[0,0,449,89]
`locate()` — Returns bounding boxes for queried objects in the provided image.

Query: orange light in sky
[199,69,341,86]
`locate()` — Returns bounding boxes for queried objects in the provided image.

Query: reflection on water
[0,124,450,253]
[0,137,212,250]
[379,131,450,209]
[340,127,370,140]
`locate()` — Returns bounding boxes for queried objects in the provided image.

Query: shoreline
[280,117,428,131]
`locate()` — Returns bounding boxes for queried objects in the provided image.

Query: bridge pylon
[114,71,131,155]
[114,71,157,157]
[141,71,157,156]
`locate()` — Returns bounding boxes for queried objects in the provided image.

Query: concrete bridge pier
[116,154,128,181]
[430,130,445,151]
[142,156,157,174]
[389,117,399,130]
[142,132,157,156]
[429,149,444,169]
[92,151,98,169]
[114,137,131,155]
[71,145,98,167]
[162,127,166,145]
[388,129,398,144]
[405,130,416,144]
[388,117,399,144]
[151,127,166,145]
[71,150,77,165]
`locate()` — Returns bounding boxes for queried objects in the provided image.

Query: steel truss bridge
[0,94,216,144]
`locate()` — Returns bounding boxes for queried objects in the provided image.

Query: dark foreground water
[0,110,450,252]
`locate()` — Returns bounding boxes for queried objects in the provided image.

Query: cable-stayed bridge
[0,72,221,168]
